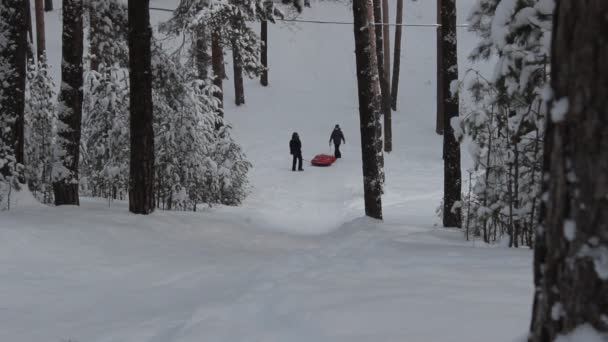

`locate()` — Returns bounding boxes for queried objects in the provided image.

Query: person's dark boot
[298,168,304,171]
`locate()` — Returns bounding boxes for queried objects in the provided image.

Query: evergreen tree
[24,58,56,204]
[460,0,552,245]
[0,0,28,186]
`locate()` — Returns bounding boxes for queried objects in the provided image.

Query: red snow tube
[311,154,337,167]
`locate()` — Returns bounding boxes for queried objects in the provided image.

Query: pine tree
[529,0,608,339]
[461,0,552,245]
[128,0,155,214]
[352,0,383,220]
[53,0,84,206]
[25,58,56,203]
[0,0,28,185]
[440,0,461,228]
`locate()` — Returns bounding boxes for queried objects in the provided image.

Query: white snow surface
[1,1,533,341]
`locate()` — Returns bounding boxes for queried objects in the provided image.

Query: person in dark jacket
[329,124,346,158]
[290,132,303,171]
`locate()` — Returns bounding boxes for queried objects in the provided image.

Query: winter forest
[0,0,607,340]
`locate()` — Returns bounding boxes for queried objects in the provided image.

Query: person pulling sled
[329,124,346,158]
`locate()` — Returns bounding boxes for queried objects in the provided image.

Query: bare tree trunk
[194,24,210,80]
[231,34,244,106]
[390,0,403,111]
[53,0,83,205]
[34,0,46,60]
[260,20,268,86]
[440,0,461,228]
[372,0,386,186]
[88,1,99,71]
[381,0,391,152]
[25,0,34,62]
[211,28,224,113]
[0,0,27,181]
[128,0,155,214]
[435,1,444,135]
[352,0,383,220]
[529,1,608,340]
[44,0,53,11]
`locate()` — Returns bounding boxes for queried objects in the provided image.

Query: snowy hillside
[1,0,533,341]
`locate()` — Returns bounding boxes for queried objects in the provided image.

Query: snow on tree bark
[260,20,268,86]
[0,0,27,182]
[371,0,386,188]
[128,0,155,214]
[529,0,608,340]
[52,0,83,205]
[440,0,461,228]
[352,0,383,220]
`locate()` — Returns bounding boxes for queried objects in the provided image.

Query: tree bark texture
[372,0,386,185]
[390,0,403,111]
[0,0,27,179]
[231,35,245,106]
[194,24,210,80]
[128,0,155,214]
[435,1,444,135]
[44,0,53,11]
[88,0,99,71]
[440,0,461,228]
[261,20,268,86]
[211,28,224,113]
[352,0,383,220]
[529,1,608,340]
[35,0,46,60]
[53,0,83,205]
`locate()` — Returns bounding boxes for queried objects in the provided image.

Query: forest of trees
[0,0,607,337]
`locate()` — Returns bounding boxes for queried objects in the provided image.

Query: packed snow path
[0,0,532,341]
[1,198,531,342]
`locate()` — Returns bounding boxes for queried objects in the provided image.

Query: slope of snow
[1,199,531,342]
[1,1,533,341]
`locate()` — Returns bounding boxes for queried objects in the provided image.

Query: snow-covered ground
[1,0,533,341]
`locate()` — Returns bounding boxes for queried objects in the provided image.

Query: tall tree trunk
[53,0,83,205]
[211,28,224,114]
[260,20,268,86]
[435,2,444,135]
[25,0,34,61]
[128,0,155,214]
[440,0,461,228]
[381,0,392,152]
[529,1,608,340]
[372,0,386,187]
[44,0,52,11]
[34,0,46,60]
[352,0,383,220]
[231,30,245,106]
[194,24,209,80]
[0,0,27,180]
[390,0,403,111]
[381,0,390,92]
[88,0,99,71]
